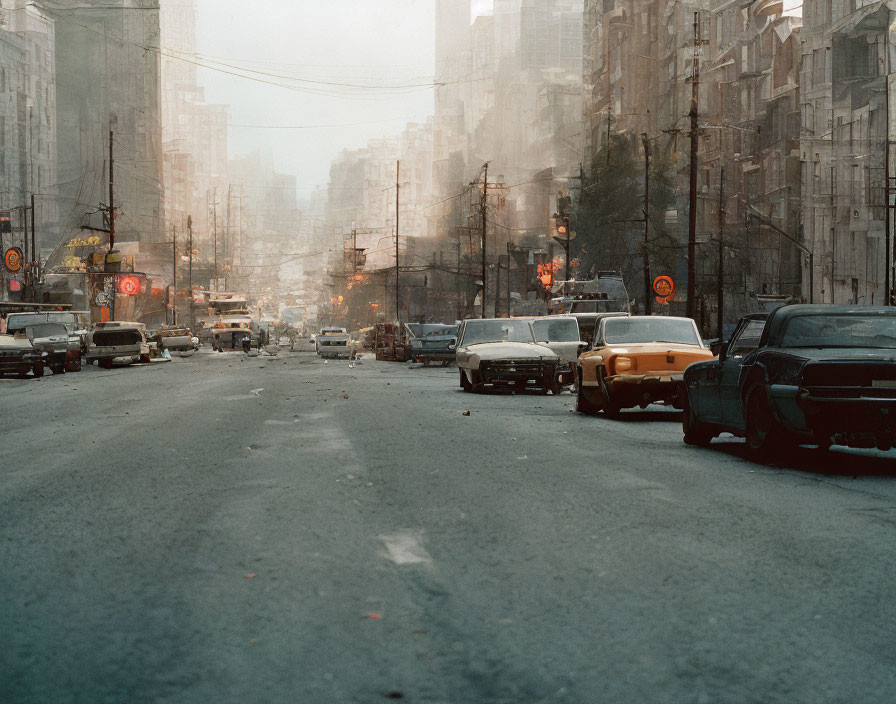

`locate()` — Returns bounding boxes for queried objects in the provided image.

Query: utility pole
[171,226,177,326]
[108,128,117,320]
[606,108,612,165]
[30,194,35,279]
[506,241,512,317]
[642,134,652,316]
[188,215,194,331]
[717,167,725,340]
[22,203,29,279]
[886,136,891,305]
[395,160,400,322]
[686,11,700,320]
[481,161,489,318]
[108,129,115,255]
[226,185,232,290]
[212,186,218,292]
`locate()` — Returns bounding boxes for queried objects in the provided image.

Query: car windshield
[26,323,69,338]
[8,313,77,333]
[408,324,458,338]
[531,318,580,342]
[568,300,606,314]
[781,314,896,349]
[603,318,701,346]
[460,320,535,345]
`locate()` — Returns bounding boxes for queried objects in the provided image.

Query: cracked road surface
[3,342,896,703]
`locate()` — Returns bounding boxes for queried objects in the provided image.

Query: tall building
[0,1,58,249]
[800,0,890,305]
[160,0,229,259]
[0,1,58,300]
[39,0,164,246]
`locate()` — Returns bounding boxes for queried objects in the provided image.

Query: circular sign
[118,275,141,296]
[653,275,674,299]
[4,246,23,272]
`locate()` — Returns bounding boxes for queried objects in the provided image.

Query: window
[728,319,766,356]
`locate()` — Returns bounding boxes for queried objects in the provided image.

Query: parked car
[566,311,628,347]
[455,318,560,394]
[87,322,150,368]
[24,322,82,374]
[527,316,587,387]
[0,333,44,378]
[576,315,714,416]
[149,325,199,354]
[316,327,351,359]
[405,323,459,366]
[6,310,90,355]
[682,305,896,456]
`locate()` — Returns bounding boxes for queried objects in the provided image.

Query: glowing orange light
[118,275,141,296]
[537,260,560,288]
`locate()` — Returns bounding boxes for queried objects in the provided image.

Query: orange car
[575,315,714,416]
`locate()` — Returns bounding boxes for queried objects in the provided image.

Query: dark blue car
[682,305,896,458]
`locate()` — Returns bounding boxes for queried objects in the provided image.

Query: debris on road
[365,612,382,620]
[244,573,257,579]
[462,410,471,416]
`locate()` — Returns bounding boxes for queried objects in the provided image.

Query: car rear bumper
[88,345,142,361]
[793,390,896,446]
[597,373,684,406]
[0,359,38,374]
[412,349,455,362]
[319,348,349,358]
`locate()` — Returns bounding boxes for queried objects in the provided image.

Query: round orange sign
[4,246,23,272]
[653,275,674,299]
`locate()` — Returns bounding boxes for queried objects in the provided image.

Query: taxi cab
[576,315,713,416]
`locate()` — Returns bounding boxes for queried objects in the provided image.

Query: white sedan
[455,318,560,394]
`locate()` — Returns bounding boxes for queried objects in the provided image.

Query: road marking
[379,532,431,565]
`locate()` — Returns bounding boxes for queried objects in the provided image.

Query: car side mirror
[718,344,728,362]
[448,338,457,351]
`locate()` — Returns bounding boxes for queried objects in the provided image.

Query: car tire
[602,395,622,418]
[50,364,65,375]
[682,392,713,446]
[99,359,114,369]
[66,355,82,372]
[745,386,790,462]
[575,371,600,415]
[32,363,44,378]
[460,369,472,392]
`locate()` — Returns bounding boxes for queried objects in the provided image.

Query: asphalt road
[3,343,896,703]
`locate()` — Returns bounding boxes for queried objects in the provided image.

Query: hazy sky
[195,0,438,196]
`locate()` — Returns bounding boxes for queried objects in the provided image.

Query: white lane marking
[264,420,292,425]
[379,532,431,565]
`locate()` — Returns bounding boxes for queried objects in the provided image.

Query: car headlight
[614,356,633,373]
